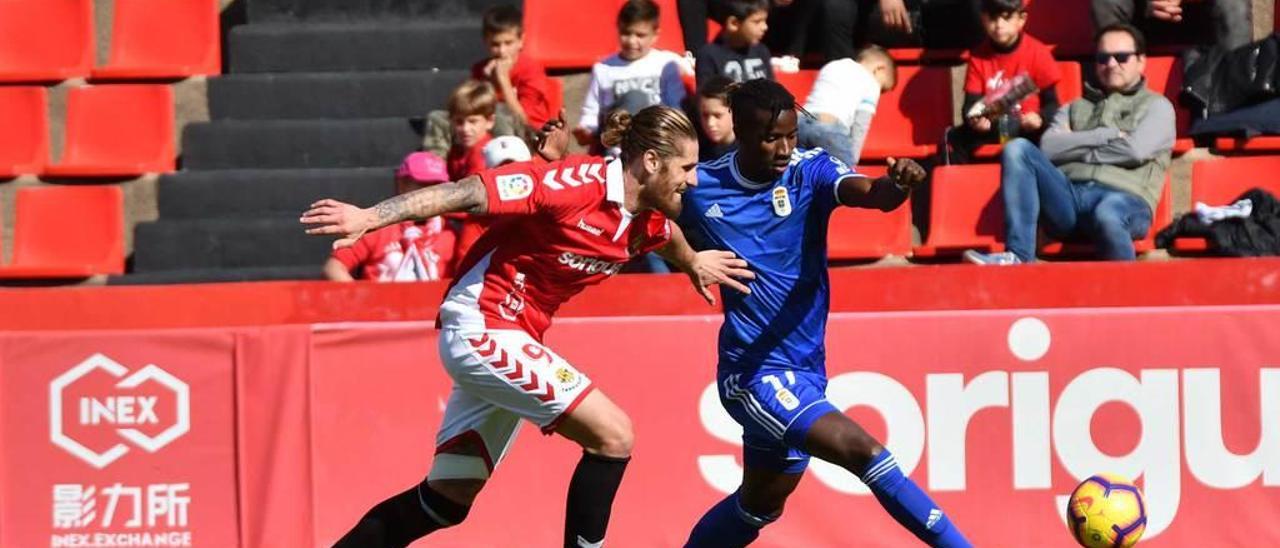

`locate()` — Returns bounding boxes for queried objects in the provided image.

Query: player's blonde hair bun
[600,105,696,162]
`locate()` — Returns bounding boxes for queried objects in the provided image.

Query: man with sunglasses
[965,23,1174,265]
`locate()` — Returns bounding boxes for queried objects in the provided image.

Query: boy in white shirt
[573,0,688,147]
[797,45,897,166]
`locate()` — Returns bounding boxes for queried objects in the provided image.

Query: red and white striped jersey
[438,155,672,340]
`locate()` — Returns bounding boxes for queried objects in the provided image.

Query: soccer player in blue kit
[680,79,972,547]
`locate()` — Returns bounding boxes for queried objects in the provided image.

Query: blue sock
[860,450,972,548]
[685,492,776,548]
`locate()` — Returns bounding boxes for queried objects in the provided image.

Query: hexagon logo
[49,353,190,469]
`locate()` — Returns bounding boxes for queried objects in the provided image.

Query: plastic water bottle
[997,112,1021,144]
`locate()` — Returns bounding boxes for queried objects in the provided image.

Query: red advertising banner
[307,306,1280,547]
[0,330,240,548]
[2,304,1277,547]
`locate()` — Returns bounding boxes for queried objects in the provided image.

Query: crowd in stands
[327,0,1270,282]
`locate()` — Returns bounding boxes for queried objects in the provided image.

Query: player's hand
[301,199,376,249]
[689,250,755,306]
[1021,112,1043,132]
[967,115,993,133]
[536,109,570,162]
[887,157,927,190]
[1148,0,1183,22]
[880,0,912,34]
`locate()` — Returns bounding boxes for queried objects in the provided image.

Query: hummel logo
[705,203,724,218]
[577,219,604,236]
[926,509,943,530]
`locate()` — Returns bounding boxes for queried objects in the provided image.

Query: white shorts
[433,328,594,474]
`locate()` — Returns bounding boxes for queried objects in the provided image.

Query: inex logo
[50,354,190,469]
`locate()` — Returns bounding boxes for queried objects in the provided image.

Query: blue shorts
[718,369,839,474]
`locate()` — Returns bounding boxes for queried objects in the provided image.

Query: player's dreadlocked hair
[728,78,810,132]
[601,105,697,162]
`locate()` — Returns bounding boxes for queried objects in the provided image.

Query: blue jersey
[679,148,861,377]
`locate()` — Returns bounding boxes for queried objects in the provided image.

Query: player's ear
[642,149,662,176]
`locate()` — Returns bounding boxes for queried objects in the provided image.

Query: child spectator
[324,153,457,282]
[797,45,897,167]
[422,5,555,156]
[943,0,1061,164]
[574,0,688,147]
[445,80,499,265]
[446,80,498,181]
[696,75,738,161]
[695,0,774,89]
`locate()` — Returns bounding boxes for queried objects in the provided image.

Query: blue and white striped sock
[860,449,972,548]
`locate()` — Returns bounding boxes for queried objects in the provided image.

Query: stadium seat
[826,166,914,259]
[44,85,175,177]
[0,87,49,177]
[912,164,1005,257]
[886,48,968,64]
[775,70,817,101]
[0,0,93,82]
[1039,177,1173,256]
[1212,135,1280,152]
[1025,0,1094,57]
[92,0,221,79]
[1143,56,1194,153]
[1172,156,1280,252]
[523,0,686,70]
[861,66,954,161]
[971,61,1084,159]
[0,185,124,278]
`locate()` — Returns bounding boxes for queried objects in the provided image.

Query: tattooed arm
[301,175,488,248]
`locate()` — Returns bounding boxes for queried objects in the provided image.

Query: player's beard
[644,165,684,219]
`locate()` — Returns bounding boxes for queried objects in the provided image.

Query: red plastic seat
[0,0,93,82]
[0,87,49,177]
[1039,177,1173,256]
[913,164,1005,257]
[1025,0,1094,57]
[972,61,1084,159]
[862,65,953,161]
[0,185,124,278]
[887,48,969,64]
[45,84,175,177]
[1143,56,1194,153]
[1173,156,1280,251]
[92,0,221,79]
[524,0,686,70]
[775,69,817,101]
[826,166,913,259]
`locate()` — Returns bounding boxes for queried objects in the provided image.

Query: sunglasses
[1095,52,1137,65]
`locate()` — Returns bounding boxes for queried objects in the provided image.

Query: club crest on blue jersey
[771,186,791,217]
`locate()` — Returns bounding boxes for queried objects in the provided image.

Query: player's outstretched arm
[657,223,756,306]
[301,175,488,248]
[836,157,925,212]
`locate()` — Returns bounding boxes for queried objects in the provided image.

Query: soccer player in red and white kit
[302,105,754,548]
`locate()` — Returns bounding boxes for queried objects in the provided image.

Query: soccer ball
[1065,473,1148,548]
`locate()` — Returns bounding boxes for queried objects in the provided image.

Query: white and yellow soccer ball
[1066,473,1148,548]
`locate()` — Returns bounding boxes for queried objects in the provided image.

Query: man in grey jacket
[965,23,1175,264]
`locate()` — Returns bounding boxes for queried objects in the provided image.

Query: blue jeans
[797,115,854,166]
[1000,138,1153,262]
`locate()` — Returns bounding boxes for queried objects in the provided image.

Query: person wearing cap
[323,152,460,282]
